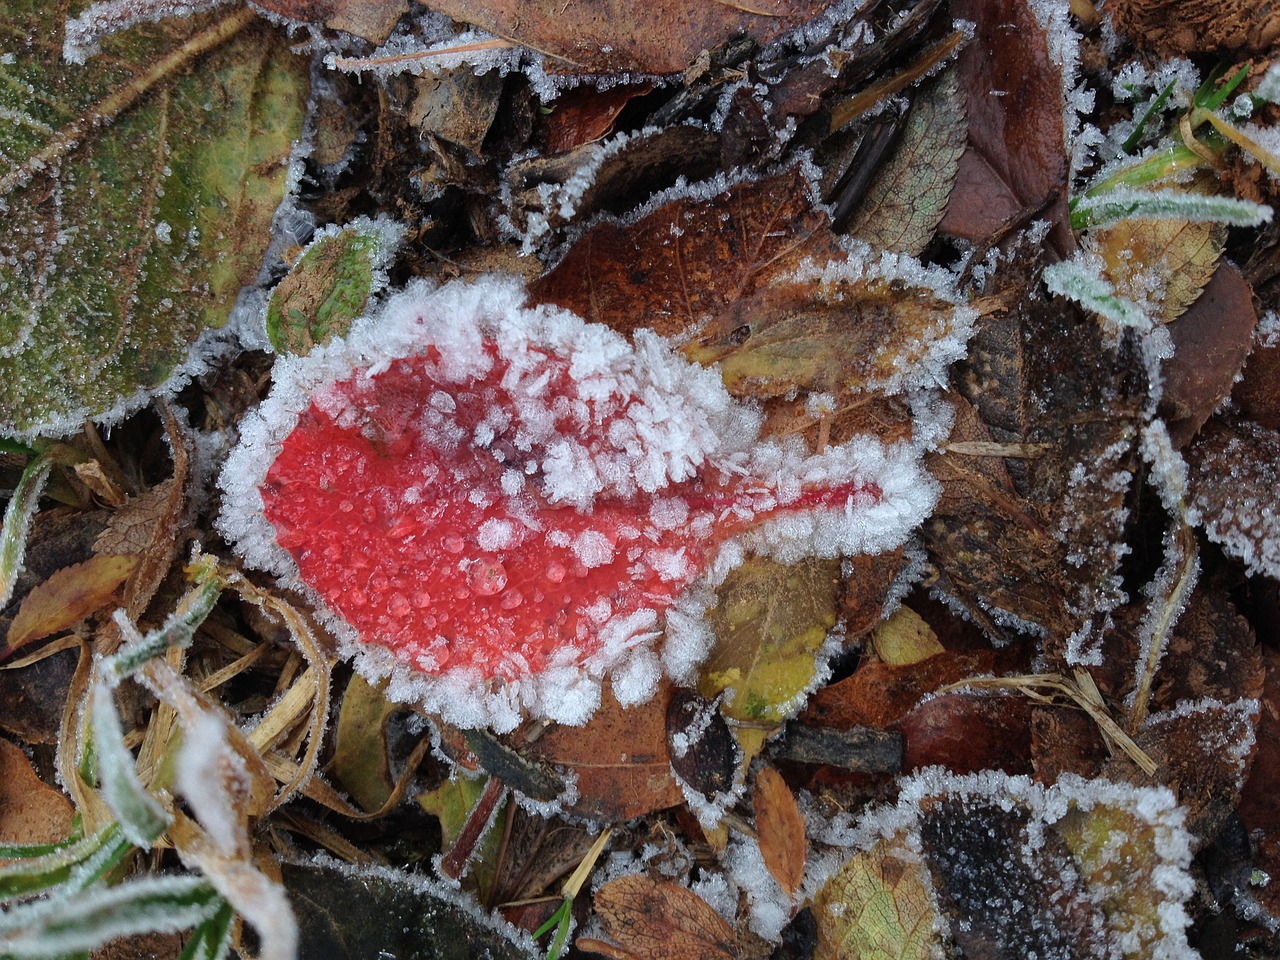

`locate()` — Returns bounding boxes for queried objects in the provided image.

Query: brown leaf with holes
[417,0,837,75]
[0,737,74,845]
[591,874,736,960]
[939,0,1071,254]
[525,685,683,820]
[531,166,842,339]
[754,767,805,898]
[5,554,138,655]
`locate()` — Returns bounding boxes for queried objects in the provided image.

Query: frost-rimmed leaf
[0,452,53,607]
[1044,254,1150,328]
[88,678,170,846]
[0,3,308,438]
[265,216,405,356]
[0,874,221,957]
[1071,187,1272,230]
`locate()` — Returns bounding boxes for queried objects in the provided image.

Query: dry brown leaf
[531,166,841,339]
[1187,417,1280,580]
[5,554,138,654]
[250,0,407,43]
[753,767,805,898]
[417,0,836,75]
[591,874,736,960]
[1161,262,1259,447]
[939,0,1071,254]
[525,685,683,820]
[545,82,654,154]
[0,737,74,845]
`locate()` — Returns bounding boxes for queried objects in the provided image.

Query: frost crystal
[219,276,938,730]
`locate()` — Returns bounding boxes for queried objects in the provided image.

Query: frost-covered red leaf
[219,277,937,731]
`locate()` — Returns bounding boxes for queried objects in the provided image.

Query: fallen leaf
[845,66,967,256]
[870,606,943,666]
[266,220,400,357]
[1090,180,1226,326]
[281,859,538,960]
[248,0,407,43]
[591,874,736,960]
[0,5,307,436]
[698,556,842,729]
[409,68,505,155]
[895,692,1034,774]
[812,831,940,960]
[753,768,805,898]
[1187,417,1280,580]
[939,0,1072,254]
[1161,263,1259,447]
[920,796,1107,959]
[531,166,842,339]
[333,673,403,813]
[5,554,138,654]
[802,649,1002,730]
[418,0,838,75]
[526,685,683,821]
[667,688,739,802]
[545,83,654,154]
[681,271,968,398]
[0,737,75,845]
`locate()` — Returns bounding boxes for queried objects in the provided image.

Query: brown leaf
[592,875,736,960]
[419,0,837,75]
[250,0,407,43]
[1239,647,1280,846]
[895,692,1034,775]
[1161,262,1259,447]
[939,0,1071,254]
[526,685,683,820]
[1187,417,1280,580]
[531,166,841,339]
[0,736,75,845]
[753,767,806,898]
[1232,322,1280,430]
[802,650,1002,730]
[545,83,654,154]
[5,554,138,654]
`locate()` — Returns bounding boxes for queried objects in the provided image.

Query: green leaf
[0,875,220,957]
[0,823,126,900]
[265,217,403,356]
[89,680,171,847]
[0,4,308,437]
[176,897,235,960]
[0,450,53,608]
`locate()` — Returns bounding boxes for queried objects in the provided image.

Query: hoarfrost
[219,275,946,730]
[63,0,235,65]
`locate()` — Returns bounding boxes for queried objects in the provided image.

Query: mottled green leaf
[266,217,403,356]
[0,4,308,437]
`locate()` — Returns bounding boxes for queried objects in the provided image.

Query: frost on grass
[219,275,939,731]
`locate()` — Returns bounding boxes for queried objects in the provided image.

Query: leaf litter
[0,0,1278,957]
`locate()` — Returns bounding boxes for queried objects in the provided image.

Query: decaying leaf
[753,767,805,898]
[0,3,308,436]
[526,686,684,821]
[333,673,402,813]
[698,557,842,747]
[5,554,137,654]
[1187,417,1280,580]
[531,167,841,339]
[1161,263,1259,446]
[667,688,738,803]
[812,831,940,960]
[265,219,402,357]
[591,874,736,960]
[869,606,943,666]
[844,66,967,256]
[0,737,75,845]
[417,0,838,75]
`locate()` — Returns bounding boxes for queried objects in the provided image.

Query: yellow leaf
[871,606,944,666]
